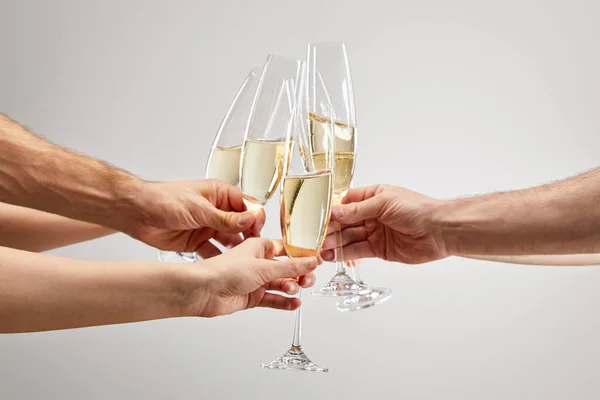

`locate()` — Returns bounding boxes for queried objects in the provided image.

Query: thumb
[203,208,256,233]
[330,196,383,225]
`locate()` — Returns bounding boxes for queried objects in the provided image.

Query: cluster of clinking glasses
[158,42,391,372]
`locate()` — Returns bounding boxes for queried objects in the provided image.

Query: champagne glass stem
[291,289,302,348]
[333,221,347,274]
[349,260,363,283]
[335,261,346,274]
[332,196,348,274]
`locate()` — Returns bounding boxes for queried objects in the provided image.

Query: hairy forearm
[439,168,600,256]
[0,202,115,252]
[0,114,147,233]
[462,254,600,266]
[0,247,203,333]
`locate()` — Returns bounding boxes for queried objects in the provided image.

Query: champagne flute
[307,42,393,309]
[158,67,261,263]
[262,72,334,372]
[306,41,366,297]
[206,67,262,186]
[239,54,302,211]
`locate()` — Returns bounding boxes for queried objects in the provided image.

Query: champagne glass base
[157,251,199,263]
[311,272,366,297]
[261,346,328,372]
[336,287,392,312]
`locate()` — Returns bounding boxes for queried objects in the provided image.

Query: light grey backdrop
[1,0,600,399]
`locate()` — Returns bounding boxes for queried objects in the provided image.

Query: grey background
[1,0,600,399]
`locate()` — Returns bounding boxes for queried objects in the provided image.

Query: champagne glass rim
[264,52,304,63]
[308,41,348,47]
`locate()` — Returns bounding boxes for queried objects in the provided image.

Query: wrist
[431,198,467,257]
[172,263,217,318]
[108,175,151,234]
[125,180,180,233]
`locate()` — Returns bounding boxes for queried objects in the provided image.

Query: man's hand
[130,179,266,259]
[323,168,600,264]
[184,238,318,318]
[0,115,263,257]
[321,184,448,264]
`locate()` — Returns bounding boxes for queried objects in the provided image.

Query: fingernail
[321,250,334,262]
[305,276,315,286]
[287,282,299,294]
[236,213,252,227]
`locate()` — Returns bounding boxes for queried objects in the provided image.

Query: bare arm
[461,254,600,266]
[0,114,144,234]
[0,202,114,252]
[0,239,318,333]
[326,170,600,265]
[438,168,600,256]
[0,246,192,333]
[0,114,264,255]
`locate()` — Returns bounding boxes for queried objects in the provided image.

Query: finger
[272,239,286,257]
[245,237,286,260]
[201,179,245,212]
[346,258,363,267]
[341,242,377,261]
[326,220,366,236]
[341,185,381,205]
[339,226,369,247]
[297,273,316,288]
[330,197,383,225]
[320,242,376,262]
[195,241,223,259]
[203,207,256,234]
[251,238,282,260]
[225,184,246,212]
[322,233,337,250]
[258,239,285,259]
[258,293,302,311]
[259,256,318,281]
[321,249,336,262]
[265,278,300,295]
[214,232,244,249]
[183,228,215,253]
[326,222,340,235]
[244,208,266,239]
[322,226,369,251]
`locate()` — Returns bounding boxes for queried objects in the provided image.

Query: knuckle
[255,263,271,282]
[224,212,236,225]
[204,179,220,190]
[287,259,302,276]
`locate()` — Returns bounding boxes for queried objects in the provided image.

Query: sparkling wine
[281,171,333,258]
[308,112,355,197]
[312,151,355,197]
[241,138,291,206]
[206,145,242,186]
